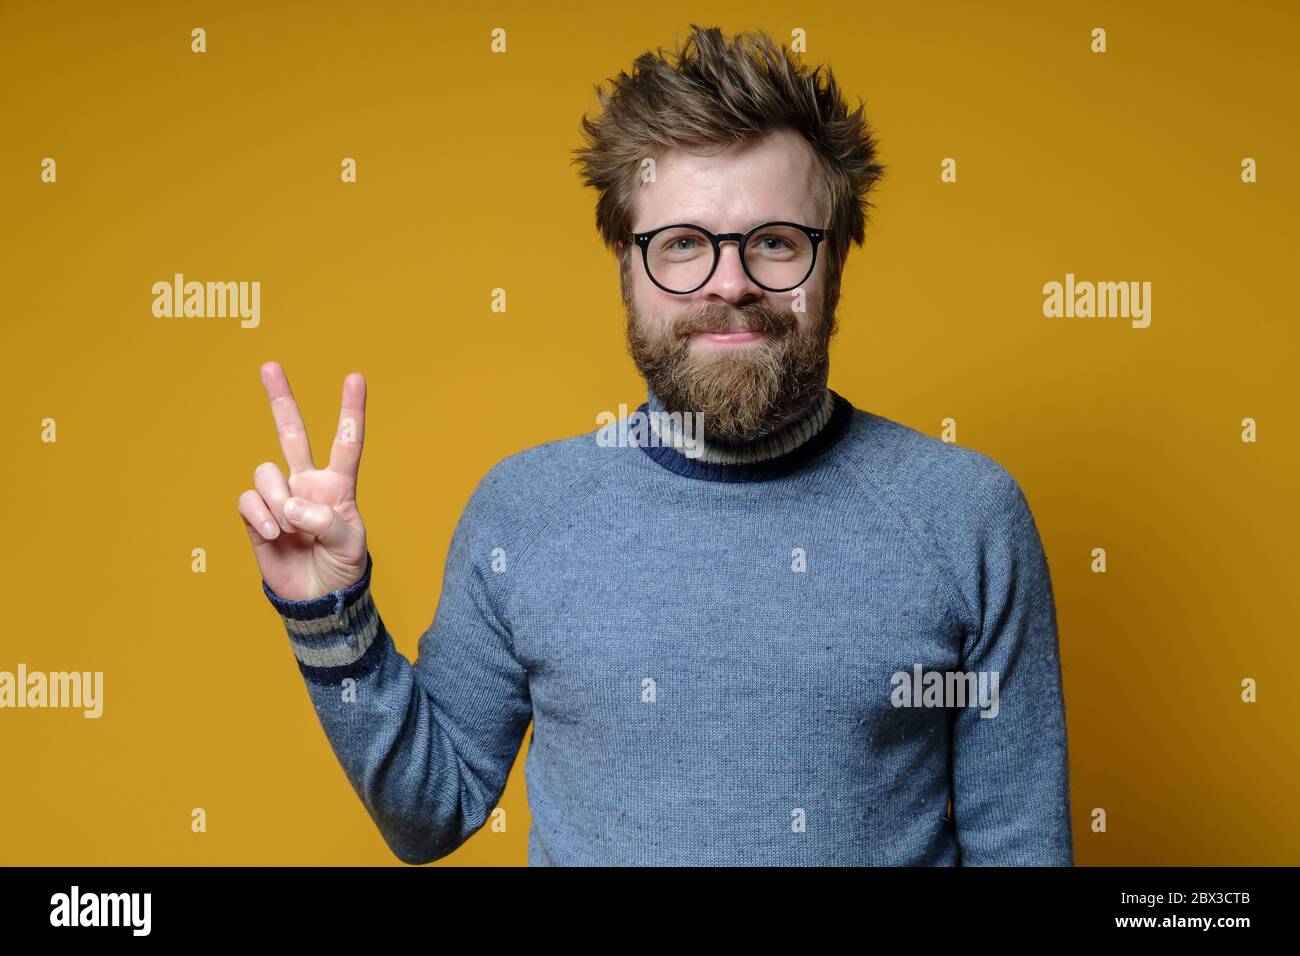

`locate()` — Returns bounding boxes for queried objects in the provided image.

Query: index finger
[327,371,366,484]
[259,361,316,475]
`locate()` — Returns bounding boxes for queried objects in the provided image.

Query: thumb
[284,497,357,552]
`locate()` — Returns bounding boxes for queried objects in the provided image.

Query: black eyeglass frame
[632,220,826,295]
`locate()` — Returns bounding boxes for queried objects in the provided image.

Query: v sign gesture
[238,361,370,600]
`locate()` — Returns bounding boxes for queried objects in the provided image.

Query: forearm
[264,553,500,864]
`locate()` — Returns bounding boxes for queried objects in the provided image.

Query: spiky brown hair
[571,24,886,289]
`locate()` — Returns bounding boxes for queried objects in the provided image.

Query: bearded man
[239,24,1074,866]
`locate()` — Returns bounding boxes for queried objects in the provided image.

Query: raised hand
[238,361,369,600]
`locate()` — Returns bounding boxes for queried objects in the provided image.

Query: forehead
[632,127,822,231]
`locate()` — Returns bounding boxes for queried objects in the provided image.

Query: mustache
[672,303,798,337]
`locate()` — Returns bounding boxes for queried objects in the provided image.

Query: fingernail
[261,520,279,538]
[284,499,301,519]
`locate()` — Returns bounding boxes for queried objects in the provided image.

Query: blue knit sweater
[263,388,1074,865]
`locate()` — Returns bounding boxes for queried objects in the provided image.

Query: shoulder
[452,421,622,545]
[831,401,1045,628]
[833,403,1034,534]
[476,425,617,501]
[837,403,1029,522]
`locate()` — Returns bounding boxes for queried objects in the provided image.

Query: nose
[700,239,763,305]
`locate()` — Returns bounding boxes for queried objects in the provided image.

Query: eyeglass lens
[645,224,815,292]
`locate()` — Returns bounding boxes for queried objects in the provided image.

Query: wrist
[263,551,380,670]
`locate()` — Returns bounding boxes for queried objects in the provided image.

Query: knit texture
[262,390,1074,865]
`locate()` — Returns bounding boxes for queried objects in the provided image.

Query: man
[238,25,1073,865]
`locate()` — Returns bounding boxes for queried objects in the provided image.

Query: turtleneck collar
[634,385,854,482]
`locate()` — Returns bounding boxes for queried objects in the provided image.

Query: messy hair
[571,24,886,284]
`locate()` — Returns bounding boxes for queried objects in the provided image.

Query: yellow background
[1,0,1295,865]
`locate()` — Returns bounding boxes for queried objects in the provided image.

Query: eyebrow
[653,218,801,230]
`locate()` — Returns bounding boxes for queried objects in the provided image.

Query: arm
[949,474,1074,865]
[263,489,533,865]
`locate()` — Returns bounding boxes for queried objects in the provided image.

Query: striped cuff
[262,552,381,670]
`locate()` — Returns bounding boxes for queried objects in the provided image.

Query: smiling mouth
[692,329,768,345]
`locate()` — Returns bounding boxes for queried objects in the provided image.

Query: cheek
[805,261,833,309]
[809,256,831,291]
[632,273,688,326]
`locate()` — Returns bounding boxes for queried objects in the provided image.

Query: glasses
[632,221,826,295]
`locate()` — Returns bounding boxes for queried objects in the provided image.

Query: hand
[238,361,369,601]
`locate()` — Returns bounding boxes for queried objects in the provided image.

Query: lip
[692,330,767,345]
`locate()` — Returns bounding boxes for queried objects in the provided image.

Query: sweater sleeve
[261,478,533,865]
[949,474,1074,865]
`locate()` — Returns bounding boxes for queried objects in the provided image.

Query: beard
[622,262,839,443]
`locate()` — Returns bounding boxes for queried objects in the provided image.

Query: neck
[645,387,834,465]
[635,385,853,483]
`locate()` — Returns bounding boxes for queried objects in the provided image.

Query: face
[619,127,842,443]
